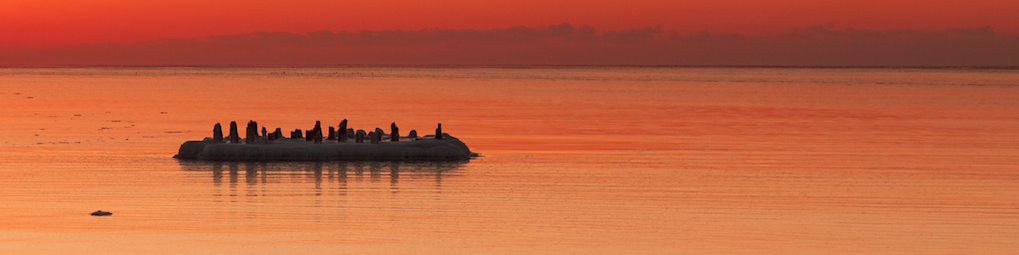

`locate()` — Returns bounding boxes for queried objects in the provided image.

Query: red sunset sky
[2,0,1017,65]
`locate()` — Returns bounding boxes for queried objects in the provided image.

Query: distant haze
[4,0,1018,47]
[2,24,1017,66]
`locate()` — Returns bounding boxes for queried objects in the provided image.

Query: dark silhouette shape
[355,129,366,143]
[390,122,400,142]
[408,130,417,139]
[245,121,258,144]
[313,121,323,143]
[174,121,475,161]
[435,123,443,139]
[338,119,348,142]
[91,210,112,216]
[213,123,223,141]
[229,121,240,143]
[327,126,336,140]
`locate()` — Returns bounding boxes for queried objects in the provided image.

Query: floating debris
[90,210,112,216]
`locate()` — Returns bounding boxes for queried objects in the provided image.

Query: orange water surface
[1,67,1017,254]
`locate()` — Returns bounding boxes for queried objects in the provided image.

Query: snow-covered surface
[174,134,473,161]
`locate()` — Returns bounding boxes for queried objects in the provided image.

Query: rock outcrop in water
[213,123,223,141]
[312,121,323,144]
[229,121,240,143]
[175,120,475,161]
[391,122,400,142]
[245,121,259,144]
[355,129,366,143]
[91,210,112,216]
[435,123,443,139]
[338,119,348,142]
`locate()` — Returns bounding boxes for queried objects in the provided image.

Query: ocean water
[1,67,1017,254]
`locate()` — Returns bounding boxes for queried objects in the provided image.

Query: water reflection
[178,160,466,195]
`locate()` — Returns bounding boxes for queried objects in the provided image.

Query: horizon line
[1,64,1017,70]
[2,23,1014,49]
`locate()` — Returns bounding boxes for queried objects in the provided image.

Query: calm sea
[1,67,1017,254]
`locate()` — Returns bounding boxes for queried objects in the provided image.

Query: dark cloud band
[2,23,1016,66]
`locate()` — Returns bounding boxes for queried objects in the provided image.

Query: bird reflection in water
[179,160,466,199]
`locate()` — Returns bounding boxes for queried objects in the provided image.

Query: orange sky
[3,0,1017,47]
